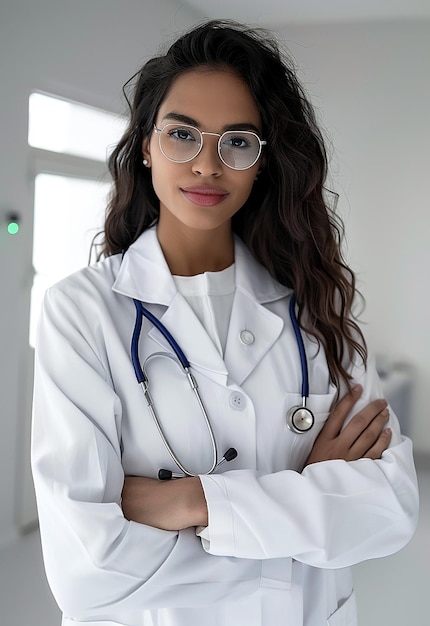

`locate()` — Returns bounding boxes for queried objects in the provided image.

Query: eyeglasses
[153,123,266,171]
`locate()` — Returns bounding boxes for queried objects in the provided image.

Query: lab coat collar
[112,226,291,385]
[113,226,290,305]
[112,227,177,306]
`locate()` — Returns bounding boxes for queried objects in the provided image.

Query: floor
[1,470,428,625]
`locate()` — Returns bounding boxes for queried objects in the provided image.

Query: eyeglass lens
[158,124,262,170]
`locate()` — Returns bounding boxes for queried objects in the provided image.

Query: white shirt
[173,264,235,356]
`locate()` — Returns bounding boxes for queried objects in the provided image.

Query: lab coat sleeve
[197,358,419,568]
[31,286,261,619]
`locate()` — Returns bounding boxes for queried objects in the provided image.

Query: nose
[191,135,223,177]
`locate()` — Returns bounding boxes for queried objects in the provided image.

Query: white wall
[0,0,202,548]
[280,19,430,455]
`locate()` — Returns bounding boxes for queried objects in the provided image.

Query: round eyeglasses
[153,123,266,171]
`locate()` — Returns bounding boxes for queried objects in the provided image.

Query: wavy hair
[103,19,367,389]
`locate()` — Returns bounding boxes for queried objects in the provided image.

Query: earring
[143,158,149,166]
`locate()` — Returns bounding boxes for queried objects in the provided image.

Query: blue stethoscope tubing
[288,295,309,398]
[132,299,189,374]
[131,293,314,479]
[287,295,315,433]
[132,299,236,479]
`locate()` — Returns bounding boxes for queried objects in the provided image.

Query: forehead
[157,68,262,130]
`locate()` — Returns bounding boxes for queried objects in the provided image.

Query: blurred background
[0,0,428,624]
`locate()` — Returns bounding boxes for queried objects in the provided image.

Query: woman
[31,20,418,626]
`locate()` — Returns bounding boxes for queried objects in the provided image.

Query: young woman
[31,20,418,626]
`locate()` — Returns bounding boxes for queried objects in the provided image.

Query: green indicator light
[7,222,20,235]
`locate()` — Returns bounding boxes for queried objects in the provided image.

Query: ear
[142,136,151,166]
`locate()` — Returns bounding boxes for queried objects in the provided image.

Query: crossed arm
[121,384,391,531]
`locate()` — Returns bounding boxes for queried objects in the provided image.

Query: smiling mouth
[180,187,229,207]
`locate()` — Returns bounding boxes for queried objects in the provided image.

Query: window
[28,92,125,161]
[28,92,126,346]
[30,173,110,346]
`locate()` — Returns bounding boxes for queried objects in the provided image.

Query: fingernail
[382,408,389,417]
[353,384,362,393]
[384,428,392,435]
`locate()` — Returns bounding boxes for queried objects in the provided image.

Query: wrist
[187,476,208,527]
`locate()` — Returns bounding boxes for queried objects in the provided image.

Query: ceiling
[176,0,430,28]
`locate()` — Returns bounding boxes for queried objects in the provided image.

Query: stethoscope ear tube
[131,300,145,384]
[289,295,309,399]
[134,300,190,368]
[132,299,233,478]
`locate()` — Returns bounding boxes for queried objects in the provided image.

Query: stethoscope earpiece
[158,447,238,481]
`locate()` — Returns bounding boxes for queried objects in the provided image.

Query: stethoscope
[131,294,314,480]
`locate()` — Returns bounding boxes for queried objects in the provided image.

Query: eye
[222,134,252,149]
[168,127,197,142]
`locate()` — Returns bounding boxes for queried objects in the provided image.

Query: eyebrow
[162,111,261,135]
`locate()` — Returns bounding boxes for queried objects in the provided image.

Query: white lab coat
[31,226,418,626]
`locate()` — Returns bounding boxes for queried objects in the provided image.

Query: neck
[156,220,234,276]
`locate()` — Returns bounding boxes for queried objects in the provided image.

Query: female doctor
[31,20,418,626]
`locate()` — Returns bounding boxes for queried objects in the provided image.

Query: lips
[180,186,229,207]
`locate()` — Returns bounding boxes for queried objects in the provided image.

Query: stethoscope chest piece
[286,404,315,434]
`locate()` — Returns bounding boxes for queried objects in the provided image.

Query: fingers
[340,398,388,446]
[363,428,392,460]
[304,383,392,466]
[322,384,364,438]
[348,406,390,460]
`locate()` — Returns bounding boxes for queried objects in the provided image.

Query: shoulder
[42,254,124,324]
[47,254,122,300]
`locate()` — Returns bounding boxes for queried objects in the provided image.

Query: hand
[304,385,391,467]
[121,475,208,530]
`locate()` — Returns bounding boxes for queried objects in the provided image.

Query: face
[142,67,264,237]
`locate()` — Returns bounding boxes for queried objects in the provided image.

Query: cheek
[234,172,258,201]
[148,169,169,210]
[150,160,175,193]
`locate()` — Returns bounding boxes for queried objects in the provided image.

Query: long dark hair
[103,19,367,389]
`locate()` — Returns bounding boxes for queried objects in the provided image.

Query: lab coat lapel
[113,227,290,388]
[148,292,229,386]
[220,237,290,385]
[224,238,290,386]
[224,288,284,386]
[113,228,228,386]
[149,287,286,389]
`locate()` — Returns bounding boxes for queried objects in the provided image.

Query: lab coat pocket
[285,385,337,471]
[326,590,357,625]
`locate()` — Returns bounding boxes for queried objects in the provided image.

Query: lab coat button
[229,392,247,411]
[240,329,255,345]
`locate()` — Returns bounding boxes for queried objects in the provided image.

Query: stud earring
[143,158,149,166]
